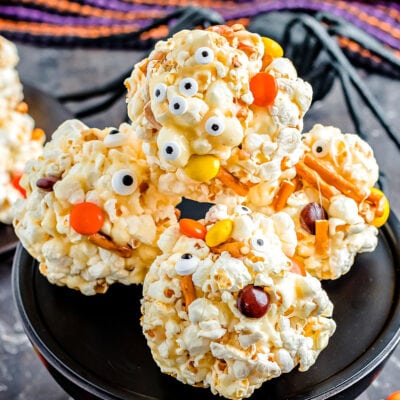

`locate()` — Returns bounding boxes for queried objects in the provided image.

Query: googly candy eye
[175,253,200,276]
[153,83,167,102]
[112,169,137,195]
[195,47,214,64]
[161,141,181,161]
[169,96,188,115]
[205,116,225,136]
[251,236,268,252]
[179,78,198,97]
[312,140,329,157]
[104,129,129,147]
[234,205,251,215]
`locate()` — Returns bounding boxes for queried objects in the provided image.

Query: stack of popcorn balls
[12,25,389,400]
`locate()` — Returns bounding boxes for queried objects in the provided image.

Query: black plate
[12,210,400,400]
[0,84,72,254]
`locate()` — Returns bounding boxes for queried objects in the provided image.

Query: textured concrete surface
[0,43,399,400]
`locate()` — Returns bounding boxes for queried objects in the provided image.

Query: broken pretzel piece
[144,102,162,130]
[180,275,196,311]
[315,219,329,256]
[272,180,296,211]
[217,167,251,196]
[211,241,245,258]
[89,232,133,258]
[303,154,367,203]
[295,161,340,199]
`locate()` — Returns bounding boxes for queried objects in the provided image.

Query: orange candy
[250,72,278,107]
[70,202,104,235]
[11,173,26,198]
[387,392,400,400]
[179,218,206,240]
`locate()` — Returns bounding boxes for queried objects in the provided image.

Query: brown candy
[300,202,328,235]
[237,285,270,318]
[36,176,59,191]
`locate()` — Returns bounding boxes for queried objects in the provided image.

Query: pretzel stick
[217,167,250,196]
[89,232,133,258]
[315,220,329,255]
[180,275,196,311]
[272,180,296,211]
[295,161,340,199]
[303,154,367,202]
[211,241,245,258]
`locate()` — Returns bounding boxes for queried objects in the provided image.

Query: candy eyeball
[179,78,198,97]
[312,140,329,157]
[251,236,268,252]
[161,141,181,161]
[195,47,214,64]
[235,205,252,215]
[112,169,137,195]
[169,96,188,115]
[175,253,200,276]
[153,83,167,102]
[205,116,225,136]
[104,128,129,147]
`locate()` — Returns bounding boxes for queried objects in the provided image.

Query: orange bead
[70,202,104,235]
[250,72,278,107]
[387,392,400,400]
[11,173,26,198]
[179,218,206,239]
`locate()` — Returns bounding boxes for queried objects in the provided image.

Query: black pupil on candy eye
[182,253,192,259]
[122,175,133,186]
[184,82,192,90]
[109,129,119,135]
[256,239,264,246]
[165,146,174,154]
[202,51,208,58]
[316,146,323,153]
[211,124,219,131]
[155,89,161,97]
[242,206,249,211]
[173,103,180,110]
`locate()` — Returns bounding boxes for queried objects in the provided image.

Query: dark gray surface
[0,44,399,400]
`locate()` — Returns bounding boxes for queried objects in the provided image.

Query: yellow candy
[205,219,233,247]
[184,155,220,182]
[370,187,390,228]
[262,37,284,58]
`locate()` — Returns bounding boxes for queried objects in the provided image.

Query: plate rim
[12,212,400,400]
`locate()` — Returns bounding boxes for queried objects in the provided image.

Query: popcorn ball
[0,35,23,110]
[125,24,312,206]
[13,119,179,295]
[257,124,387,279]
[141,205,336,399]
[0,105,45,224]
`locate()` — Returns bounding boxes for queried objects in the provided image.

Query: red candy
[70,202,104,235]
[11,173,26,198]
[237,285,270,318]
[179,218,206,240]
[250,72,278,107]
